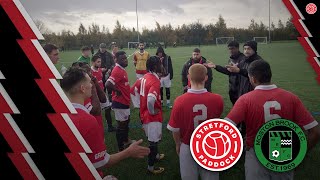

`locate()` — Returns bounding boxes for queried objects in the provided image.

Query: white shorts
[142,122,162,142]
[100,95,112,109]
[160,74,171,88]
[113,108,130,121]
[179,143,219,180]
[245,148,294,180]
[136,73,144,79]
[130,92,140,108]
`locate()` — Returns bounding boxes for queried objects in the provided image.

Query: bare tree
[34,19,51,34]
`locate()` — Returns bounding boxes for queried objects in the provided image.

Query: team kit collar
[72,103,90,114]
[254,84,277,90]
[187,88,207,94]
[91,66,98,72]
[151,72,160,79]
[116,63,125,70]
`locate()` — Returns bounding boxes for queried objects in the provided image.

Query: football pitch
[56,41,320,180]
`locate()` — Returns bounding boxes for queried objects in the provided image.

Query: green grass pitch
[56,41,320,180]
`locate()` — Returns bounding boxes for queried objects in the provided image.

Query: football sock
[105,108,113,127]
[166,88,170,100]
[148,141,158,167]
[160,87,164,101]
[116,121,129,151]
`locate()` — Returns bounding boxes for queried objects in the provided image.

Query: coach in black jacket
[156,47,174,108]
[226,41,263,97]
[224,41,263,136]
[210,41,245,105]
[182,48,213,93]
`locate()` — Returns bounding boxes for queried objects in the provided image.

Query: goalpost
[253,37,268,44]
[128,42,139,49]
[216,37,235,45]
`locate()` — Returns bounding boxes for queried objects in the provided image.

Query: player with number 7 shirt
[167,64,224,180]
[225,60,320,180]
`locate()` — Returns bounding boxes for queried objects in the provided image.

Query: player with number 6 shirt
[167,64,224,180]
[225,60,320,180]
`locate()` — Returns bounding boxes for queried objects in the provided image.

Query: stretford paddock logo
[190,119,243,171]
[254,119,307,172]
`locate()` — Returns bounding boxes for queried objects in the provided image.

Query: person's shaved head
[188,64,208,84]
[60,67,92,98]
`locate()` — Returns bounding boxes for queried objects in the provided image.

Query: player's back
[173,89,224,145]
[243,86,308,124]
[140,73,162,123]
[230,85,315,147]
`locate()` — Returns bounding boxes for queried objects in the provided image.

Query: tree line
[36,15,298,50]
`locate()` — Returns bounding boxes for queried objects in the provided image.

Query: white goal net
[128,42,139,49]
[216,37,235,45]
[253,37,268,44]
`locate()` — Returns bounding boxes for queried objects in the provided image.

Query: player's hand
[204,59,216,69]
[91,76,98,84]
[225,64,240,73]
[176,144,181,156]
[153,109,160,115]
[183,86,189,91]
[115,90,122,96]
[204,62,216,68]
[127,139,150,158]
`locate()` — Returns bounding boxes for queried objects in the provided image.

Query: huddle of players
[57,41,171,178]
[169,41,320,180]
[44,41,320,180]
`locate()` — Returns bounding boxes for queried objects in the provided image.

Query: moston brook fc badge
[254,119,307,172]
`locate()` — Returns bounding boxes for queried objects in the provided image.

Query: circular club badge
[254,119,307,172]
[190,119,243,171]
[306,3,317,15]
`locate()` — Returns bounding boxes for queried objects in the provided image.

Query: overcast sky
[20,0,291,33]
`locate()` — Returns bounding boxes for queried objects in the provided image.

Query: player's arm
[89,81,102,116]
[306,125,320,150]
[205,60,232,75]
[92,77,107,103]
[225,63,248,77]
[147,96,159,115]
[105,81,121,96]
[147,84,160,115]
[172,131,181,155]
[147,94,158,115]
[181,63,188,88]
[224,96,246,125]
[215,65,232,75]
[106,72,121,96]
[97,139,150,170]
[167,101,182,155]
[205,68,213,92]
[168,56,173,80]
